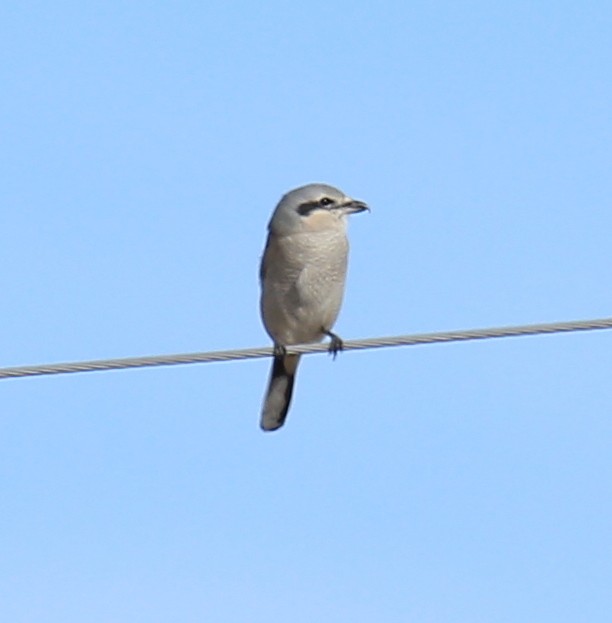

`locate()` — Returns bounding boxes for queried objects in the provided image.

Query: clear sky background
[2,2,611,621]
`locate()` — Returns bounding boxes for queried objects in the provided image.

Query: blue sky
[2,2,612,621]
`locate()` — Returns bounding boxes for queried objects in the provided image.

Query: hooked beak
[340,199,369,214]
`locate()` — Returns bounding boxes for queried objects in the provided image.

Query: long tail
[260,354,301,431]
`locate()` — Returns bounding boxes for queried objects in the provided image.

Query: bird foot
[273,343,287,357]
[323,330,344,360]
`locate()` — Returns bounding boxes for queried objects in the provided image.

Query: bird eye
[319,197,335,207]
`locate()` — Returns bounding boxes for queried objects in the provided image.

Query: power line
[1,316,611,381]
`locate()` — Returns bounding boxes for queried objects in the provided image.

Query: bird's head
[269,183,369,235]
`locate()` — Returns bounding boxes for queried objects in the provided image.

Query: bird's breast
[261,229,349,345]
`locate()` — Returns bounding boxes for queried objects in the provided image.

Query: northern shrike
[259,183,368,431]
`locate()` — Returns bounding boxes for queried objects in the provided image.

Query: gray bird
[259,183,369,431]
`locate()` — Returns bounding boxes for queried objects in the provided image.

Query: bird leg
[323,329,343,359]
[273,343,287,357]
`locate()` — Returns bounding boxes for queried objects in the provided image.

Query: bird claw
[273,343,287,357]
[324,330,344,360]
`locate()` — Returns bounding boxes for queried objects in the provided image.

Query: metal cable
[1,316,611,380]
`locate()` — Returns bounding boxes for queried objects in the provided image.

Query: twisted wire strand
[1,317,611,380]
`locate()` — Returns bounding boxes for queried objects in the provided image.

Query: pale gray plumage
[259,183,368,431]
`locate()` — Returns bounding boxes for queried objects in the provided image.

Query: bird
[259,183,369,431]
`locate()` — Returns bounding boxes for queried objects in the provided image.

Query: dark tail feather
[260,354,300,431]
